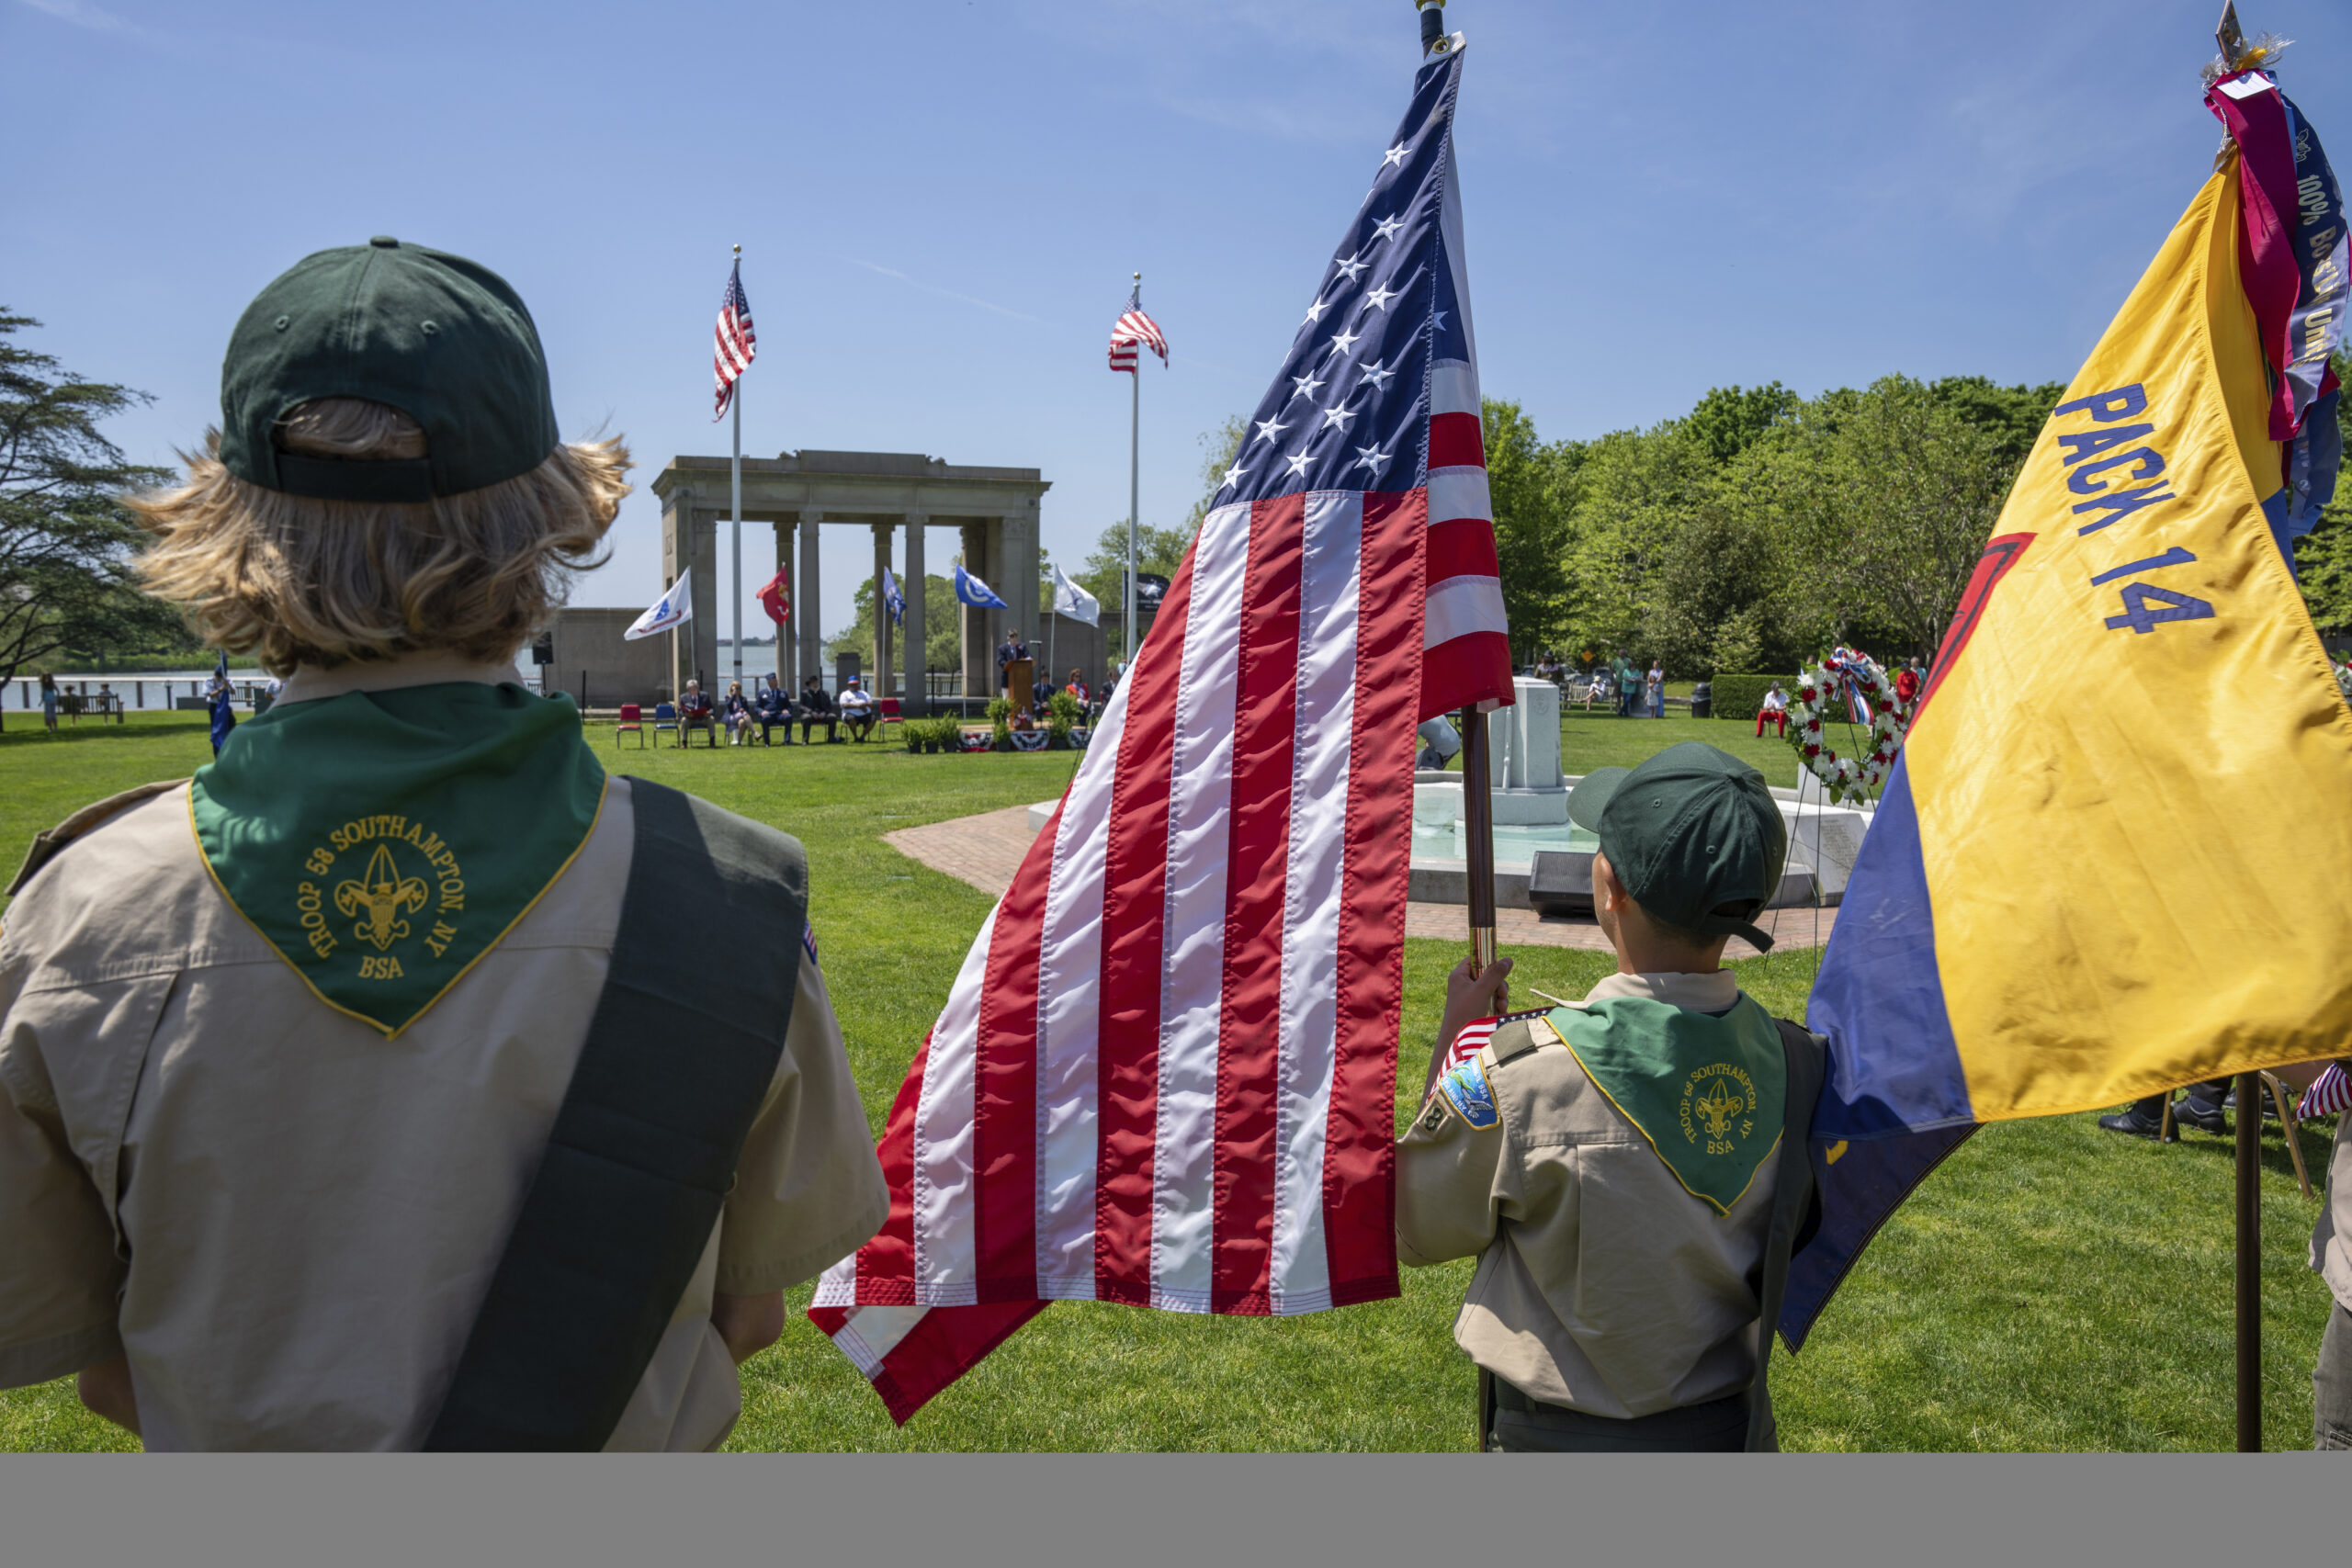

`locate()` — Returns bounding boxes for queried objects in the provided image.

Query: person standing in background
[1646,660,1665,719]
[40,672,58,736]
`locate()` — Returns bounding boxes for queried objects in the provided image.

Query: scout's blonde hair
[133,398,629,674]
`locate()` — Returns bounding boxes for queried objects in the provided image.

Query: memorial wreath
[1787,648,1914,806]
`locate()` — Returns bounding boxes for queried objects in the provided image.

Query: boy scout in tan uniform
[1398,743,1824,1452]
[0,238,888,1450]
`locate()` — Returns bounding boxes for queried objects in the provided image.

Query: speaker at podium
[1005,657,1035,716]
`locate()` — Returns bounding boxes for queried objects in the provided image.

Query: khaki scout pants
[2318,1302,2352,1450]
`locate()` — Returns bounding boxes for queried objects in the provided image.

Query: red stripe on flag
[1208,494,1306,1315]
[1321,488,1421,1303]
[1419,630,1514,722]
[842,1032,933,1305]
[973,803,1061,1297]
[1428,412,1485,471]
[1425,514,1500,585]
[1093,542,1205,1303]
[868,1301,1048,1427]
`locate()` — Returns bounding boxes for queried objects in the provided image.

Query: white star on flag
[1331,252,1369,282]
[1326,326,1362,358]
[1220,462,1248,491]
[1320,405,1356,431]
[1351,442,1389,477]
[1253,416,1290,444]
[1372,213,1403,242]
[1288,371,1325,401]
[1361,283,1399,312]
[1303,295,1329,325]
[1382,141,1409,167]
[1359,358,1397,392]
[1284,449,1314,476]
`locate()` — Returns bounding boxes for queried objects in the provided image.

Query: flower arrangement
[1785,647,1915,806]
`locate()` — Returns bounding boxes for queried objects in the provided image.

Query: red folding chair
[878,696,903,736]
[615,703,646,748]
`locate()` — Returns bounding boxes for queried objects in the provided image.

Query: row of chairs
[612,699,905,749]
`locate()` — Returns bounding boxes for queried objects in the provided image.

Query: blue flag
[881,567,907,626]
[208,649,237,757]
[954,563,1006,609]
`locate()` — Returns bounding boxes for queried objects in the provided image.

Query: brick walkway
[883,806,1828,956]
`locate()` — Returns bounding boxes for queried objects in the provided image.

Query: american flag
[1437,1017,1500,1077]
[808,33,1510,1424]
[712,260,755,420]
[1107,286,1168,373]
[2302,1061,2351,1119]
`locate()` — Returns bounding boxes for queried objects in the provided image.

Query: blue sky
[8,0,2347,643]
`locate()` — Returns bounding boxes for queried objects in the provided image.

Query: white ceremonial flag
[1052,564,1101,627]
[625,570,692,640]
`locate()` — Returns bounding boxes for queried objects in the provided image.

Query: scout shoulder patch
[1436,1056,1500,1129]
[1547,995,1785,1214]
[189,682,605,1038]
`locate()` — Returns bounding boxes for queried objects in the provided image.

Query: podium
[1005,657,1035,716]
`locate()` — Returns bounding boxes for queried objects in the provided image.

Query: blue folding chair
[652,700,680,747]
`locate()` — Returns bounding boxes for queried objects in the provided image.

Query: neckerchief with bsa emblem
[1541,995,1786,1215]
[189,682,605,1037]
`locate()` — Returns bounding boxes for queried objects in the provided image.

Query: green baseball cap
[1567,741,1789,953]
[218,237,559,503]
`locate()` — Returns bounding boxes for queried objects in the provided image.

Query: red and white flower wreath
[1787,649,1915,806]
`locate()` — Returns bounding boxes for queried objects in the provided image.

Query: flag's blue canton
[1221,48,1468,509]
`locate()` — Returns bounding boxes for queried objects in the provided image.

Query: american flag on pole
[712,260,755,420]
[1108,287,1168,373]
[808,29,1510,1425]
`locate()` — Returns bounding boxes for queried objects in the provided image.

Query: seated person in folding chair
[797,676,836,744]
[754,677,790,746]
[719,681,755,747]
[1063,670,1089,707]
[837,678,876,742]
[677,679,715,747]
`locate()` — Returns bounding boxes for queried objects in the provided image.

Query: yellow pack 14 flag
[1784,59,2352,1343]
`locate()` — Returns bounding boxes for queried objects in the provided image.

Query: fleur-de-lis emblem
[334,843,428,953]
[1694,1079,1745,1142]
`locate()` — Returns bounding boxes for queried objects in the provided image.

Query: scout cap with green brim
[1567,741,1788,953]
[218,237,559,504]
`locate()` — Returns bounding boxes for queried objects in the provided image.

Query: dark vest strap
[1744,1018,1827,1452]
[424,778,808,1451]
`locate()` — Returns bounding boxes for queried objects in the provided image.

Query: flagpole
[729,244,745,695]
[1126,271,1141,671]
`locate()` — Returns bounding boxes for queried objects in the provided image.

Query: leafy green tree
[0,311,190,724]
[1760,376,2017,661]
[1682,381,1800,467]
[1482,397,1580,664]
[2291,355,2352,636]
[1560,421,1714,660]
[823,572,961,676]
[1925,375,2068,468]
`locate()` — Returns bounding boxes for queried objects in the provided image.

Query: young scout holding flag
[0,238,887,1450]
[1398,743,1825,1453]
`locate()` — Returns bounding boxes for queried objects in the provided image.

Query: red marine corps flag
[809,25,1510,1423]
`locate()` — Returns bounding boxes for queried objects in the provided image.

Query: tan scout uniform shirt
[1396,970,1777,1419]
[2311,1081,2352,1314]
[0,668,888,1451]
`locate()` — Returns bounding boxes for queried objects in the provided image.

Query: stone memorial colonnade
[650,449,1049,716]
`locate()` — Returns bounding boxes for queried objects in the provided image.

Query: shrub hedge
[1708,673,1792,722]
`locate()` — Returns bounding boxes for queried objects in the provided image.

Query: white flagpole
[729,246,744,694]
[1125,271,1141,671]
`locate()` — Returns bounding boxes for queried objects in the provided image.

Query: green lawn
[0,710,2336,1450]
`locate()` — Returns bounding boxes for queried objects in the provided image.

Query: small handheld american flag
[1107,285,1167,373]
[713,260,755,420]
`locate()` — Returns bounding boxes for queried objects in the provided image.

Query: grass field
[0,707,2337,1451]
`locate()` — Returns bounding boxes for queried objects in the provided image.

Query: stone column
[960,520,992,704]
[903,513,929,716]
[871,519,894,705]
[687,508,719,696]
[798,511,824,693]
[1002,508,1040,662]
[774,519,793,697]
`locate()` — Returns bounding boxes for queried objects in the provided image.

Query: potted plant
[1046,689,1081,750]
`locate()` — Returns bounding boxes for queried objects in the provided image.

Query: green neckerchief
[1545,995,1786,1215]
[190,682,605,1037]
